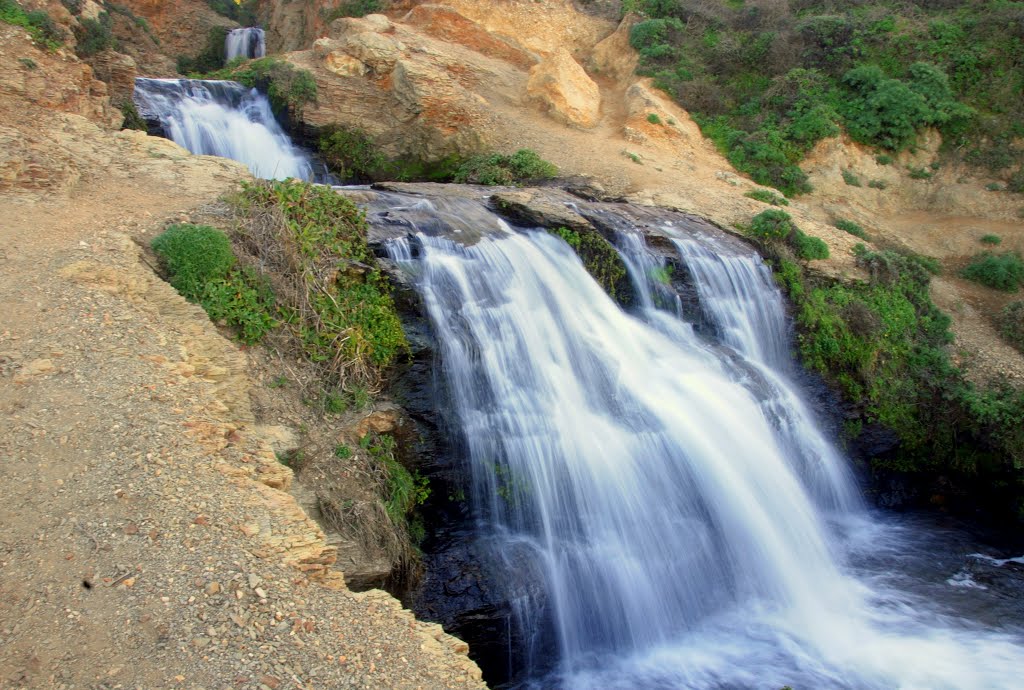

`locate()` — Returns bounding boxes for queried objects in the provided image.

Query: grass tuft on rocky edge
[1,0,62,50]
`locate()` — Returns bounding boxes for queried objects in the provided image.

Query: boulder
[526,48,600,129]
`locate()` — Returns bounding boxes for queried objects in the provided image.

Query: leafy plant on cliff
[999,302,1024,354]
[202,57,318,118]
[961,252,1024,292]
[547,226,630,301]
[176,26,228,75]
[204,0,258,25]
[233,180,407,390]
[1,0,63,50]
[323,0,388,21]
[361,432,430,527]
[151,224,277,344]
[760,239,1024,518]
[454,149,558,186]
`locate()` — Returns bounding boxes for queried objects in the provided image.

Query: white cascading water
[132,77,312,181]
[225,27,266,62]
[390,224,1024,689]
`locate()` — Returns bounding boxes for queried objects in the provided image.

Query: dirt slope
[0,23,483,690]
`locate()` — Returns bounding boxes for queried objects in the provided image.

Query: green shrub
[204,57,317,118]
[749,209,796,241]
[1,0,63,49]
[980,234,1002,246]
[791,230,830,260]
[875,154,894,165]
[176,26,228,75]
[842,169,861,187]
[999,301,1024,353]
[235,180,407,387]
[834,218,869,240]
[204,0,258,24]
[960,252,1024,292]
[548,227,629,301]
[908,166,933,180]
[151,224,275,344]
[986,182,1004,192]
[454,149,557,186]
[74,13,114,57]
[120,101,147,131]
[152,224,235,300]
[868,179,888,190]
[361,433,429,526]
[318,126,391,182]
[745,189,790,206]
[324,0,385,21]
[1008,169,1024,194]
[647,112,663,125]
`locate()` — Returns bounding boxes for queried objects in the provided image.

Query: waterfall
[225,27,266,63]
[132,77,312,181]
[386,213,1024,689]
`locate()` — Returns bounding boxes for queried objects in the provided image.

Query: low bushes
[748,209,829,261]
[454,149,558,186]
[1,0,63,49]
[1000,302,1024,354]
[151,224,277,344]
[201,57,317,118]
[834,218,869,240]
[961,252,1024,292]
[745,189,789,206]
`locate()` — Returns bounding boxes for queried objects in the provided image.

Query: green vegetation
[875,154,893,166]
[199,57,318,118]
[324,0,388,21]
[980,234,1003,246]
[626,1,1023,195]
[176,26,228,75]
[120,101,147,131]
[454,149,559,186]
[960,252,1024,292]
[907,166,933,181]
[235,180,407,389]
[361,432,430,527]
[999,301,1024,353]
[986,182,1004,192]
[842,169,861,187]
[1,0,62,50]
[548,226,630,300]
[151,224,277,344]
[317,125,466,183]
[757,241,1024,518]
[868,179,888,190]
[647,112,663,125]
[834,218,869,240]
[747,209,828,261]
[204,0,258,25]
[744,189,789,206]
[74,12,115,57]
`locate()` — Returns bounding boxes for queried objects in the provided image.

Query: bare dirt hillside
[0,23,483,690]
[283,0,1024,384]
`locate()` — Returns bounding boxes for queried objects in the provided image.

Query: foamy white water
[132,77,312,180]
[225,27,265,62]
[389,223,1024,689]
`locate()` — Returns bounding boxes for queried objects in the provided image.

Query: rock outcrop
[526,47,601,129]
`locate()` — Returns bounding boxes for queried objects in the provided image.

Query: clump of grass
[647,112,663,125]
[842,169,862,187]
[745,189,790,206]
[834,218,869,240]
[875,154,894,166]
[151,224,277,344]
[960,252,1024,292]
[908,166,933,180]
[1,0,63,50]
[868,179,889,190]
[548,227,630,301]
[999,301,1024,353]
[747,209,829,260]
[453,149,558,186]
[233,180,408,390]
[361,433,429,527]
[980,234,1002,246]
[985,182,1004,192]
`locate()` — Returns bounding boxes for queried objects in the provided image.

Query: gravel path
[0,167,483,690]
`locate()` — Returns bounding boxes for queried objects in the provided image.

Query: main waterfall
[384,206,1024,689]
[132,77,312,181]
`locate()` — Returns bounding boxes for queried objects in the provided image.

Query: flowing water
[132,77,312,180]
[225,27,266,63]
[379,196,1024,689]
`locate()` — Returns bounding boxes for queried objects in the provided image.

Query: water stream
[225,27,266,62]
[132,77,313,180]
[379,196,1024,689]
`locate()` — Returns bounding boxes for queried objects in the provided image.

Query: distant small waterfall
[132,77,312,181]
[225,27,265,63]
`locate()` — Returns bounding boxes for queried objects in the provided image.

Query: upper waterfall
[132,77,312,181]
[225,27,266,63]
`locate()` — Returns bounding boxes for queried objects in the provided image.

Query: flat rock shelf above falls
[132,77,313,181]
[335,183,1024,689]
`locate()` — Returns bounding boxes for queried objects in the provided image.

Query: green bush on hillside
[454,149,558,186]
[749,209,796,241]
[1,0,63,49]
[745,189,789,206]
[1000,301,1024,354]
[834,218,869,240]
[203,57,317,117]
[176,26,228,75]
[960,252,1024,292]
